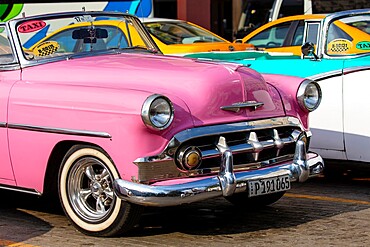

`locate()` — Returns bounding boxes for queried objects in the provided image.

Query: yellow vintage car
[142,18,254,54]
[240,14,370,56]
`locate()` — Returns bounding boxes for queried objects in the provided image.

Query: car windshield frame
[5,11,160,67]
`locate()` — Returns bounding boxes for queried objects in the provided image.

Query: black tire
[58,145,142,237]
[226,191,285,208]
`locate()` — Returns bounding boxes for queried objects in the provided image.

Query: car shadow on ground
[127,175,370,237]
[0,175,369,239]
[0,191,57,242]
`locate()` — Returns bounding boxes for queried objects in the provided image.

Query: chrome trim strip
[343,66,370,75]
[0,184,41,196]
[0,64,21,71]
[0,122,6,128]
[308,65,370,81]
[8,124,112,138]
[221,101,264,112]
[113,142,324,207]
[307,69,343,81]
[174,117,302,143]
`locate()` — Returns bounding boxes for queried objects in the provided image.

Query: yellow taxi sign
[327,39,352,54]
[32,41,60,56]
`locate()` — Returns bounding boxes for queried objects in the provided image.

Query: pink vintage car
[0,11,323,236]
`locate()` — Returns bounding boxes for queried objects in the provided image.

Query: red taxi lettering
[18,20,46,33]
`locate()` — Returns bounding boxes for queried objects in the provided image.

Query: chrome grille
[134,117,309,183]
[177,127,301,172]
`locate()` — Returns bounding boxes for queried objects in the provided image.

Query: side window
[247,22,291,48]
[305,22,320,45]
[0,26,15,65]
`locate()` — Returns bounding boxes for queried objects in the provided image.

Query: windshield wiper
[120,46,159,54]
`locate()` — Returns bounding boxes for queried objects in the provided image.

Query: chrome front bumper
[113,140,324,207]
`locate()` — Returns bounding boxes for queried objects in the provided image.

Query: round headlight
[297,80,322,112]
[142,94,174,130]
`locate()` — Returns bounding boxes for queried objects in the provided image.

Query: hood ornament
[221,101,264,112]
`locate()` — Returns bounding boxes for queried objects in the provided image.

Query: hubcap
[67,156,116,223]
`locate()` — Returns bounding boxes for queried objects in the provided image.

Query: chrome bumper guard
[113,139,324,207]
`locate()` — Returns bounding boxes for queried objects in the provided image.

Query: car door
[308,59,346,160]
[342,60,370,162]
[0,25,19,185]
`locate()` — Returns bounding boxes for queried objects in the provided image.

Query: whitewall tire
[58,145,142,236]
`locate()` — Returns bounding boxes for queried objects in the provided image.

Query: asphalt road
[0,173,369,247]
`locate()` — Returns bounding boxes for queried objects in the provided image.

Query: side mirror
[233,39,243,44]
[301,42,319,60]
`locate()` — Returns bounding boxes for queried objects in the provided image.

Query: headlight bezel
[297,79,322,112]
[141,94,174,130]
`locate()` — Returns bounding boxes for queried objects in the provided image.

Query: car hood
[21,53,285,126]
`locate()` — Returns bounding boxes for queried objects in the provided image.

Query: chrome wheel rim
[67,156,116,223]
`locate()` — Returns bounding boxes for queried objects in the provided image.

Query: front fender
[262,73,310,129]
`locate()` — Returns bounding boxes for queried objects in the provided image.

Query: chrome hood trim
[220,101,264,112]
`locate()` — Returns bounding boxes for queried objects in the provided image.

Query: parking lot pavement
[0,175,370,247]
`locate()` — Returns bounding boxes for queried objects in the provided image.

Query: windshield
[144,21,225,45]
[15,13,156,61]
[325,13,370,56]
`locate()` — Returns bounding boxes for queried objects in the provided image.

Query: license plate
[248,175,291,197]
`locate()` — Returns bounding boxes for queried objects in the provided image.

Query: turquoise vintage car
[186,9,370,172]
